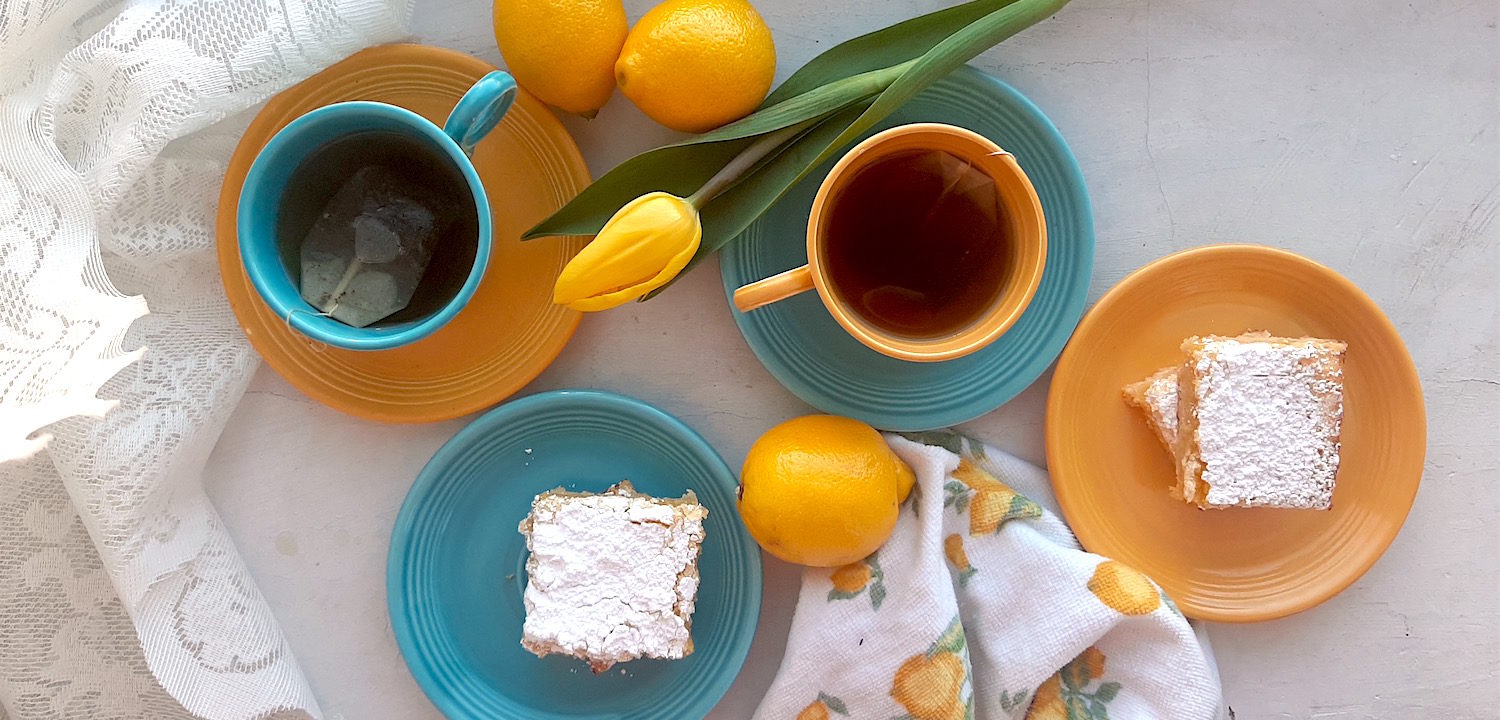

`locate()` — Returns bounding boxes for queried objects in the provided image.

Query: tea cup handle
[444,71,519,156]
[733,265,815,312]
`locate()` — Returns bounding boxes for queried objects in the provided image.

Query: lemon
[738,415,915,567]
[493,0,627,116]
[615,0,776,133]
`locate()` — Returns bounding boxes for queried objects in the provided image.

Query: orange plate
[216,44,590,423]
[1046,245,1425,622]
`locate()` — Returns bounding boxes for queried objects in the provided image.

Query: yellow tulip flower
[553,192,702,311]
[548,125,803,311]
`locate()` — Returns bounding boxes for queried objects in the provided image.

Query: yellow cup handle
[733,265,815,312]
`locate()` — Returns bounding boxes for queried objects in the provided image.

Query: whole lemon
[739,415,915,567]
[615,0,776,133]
[493,0,627,116]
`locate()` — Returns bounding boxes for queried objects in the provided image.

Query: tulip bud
[553,192,702,311]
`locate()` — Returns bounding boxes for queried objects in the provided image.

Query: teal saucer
[387,390,761,719]
[721,66,1094,431]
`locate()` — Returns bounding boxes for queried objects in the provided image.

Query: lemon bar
[518,481,706,672]
[1122,365,1180,451]
[1173,333,1347,510]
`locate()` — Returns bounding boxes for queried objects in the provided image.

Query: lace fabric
[0,0,412,716]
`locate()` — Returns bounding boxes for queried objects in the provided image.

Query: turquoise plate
[721,66,1094,431]
[388,390,762,719]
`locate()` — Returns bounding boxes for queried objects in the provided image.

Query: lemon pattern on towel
[1026,646,1121,720]
[891,616,973,720]
[948,459,1043,535]
[797,692,849,719]
[943,534,977,586]
[1087,561,1160,616]
[827,552,887,610]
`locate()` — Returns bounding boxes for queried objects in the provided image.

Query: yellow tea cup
[733,123,1046,362]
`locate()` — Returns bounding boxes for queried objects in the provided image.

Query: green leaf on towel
[1091,697,1110,719]
[958,567,978,587]
[930,615,967,656]
[897,430,966,455]
[818,692,849,716]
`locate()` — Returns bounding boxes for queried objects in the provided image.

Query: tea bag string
[284,256,360,354]
[317,259,363,316]
[284,308,333,353]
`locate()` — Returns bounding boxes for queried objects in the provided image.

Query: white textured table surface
[204,1,1500,717]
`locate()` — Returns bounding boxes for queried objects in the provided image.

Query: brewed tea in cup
[733,123,1047,363]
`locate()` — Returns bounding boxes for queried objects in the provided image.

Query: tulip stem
[687,122,811,208]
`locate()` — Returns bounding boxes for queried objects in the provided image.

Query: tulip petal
[553,192,702,311]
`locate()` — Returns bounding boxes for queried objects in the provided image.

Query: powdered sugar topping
[1191,337,1345,509]
[520,487,706,668]
[1143,368,1180,445]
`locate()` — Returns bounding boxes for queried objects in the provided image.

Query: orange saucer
[1046,245,1425,622]
[216,44,590,423]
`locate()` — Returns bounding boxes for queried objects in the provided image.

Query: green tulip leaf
[640,101,871,299]
[525,0,1070,299]
[523,67,904,241]
[523,139,749,240]
[683,0,1071,279]
[692,64,902,145]
[763,0,1026,106]
[691,105,870,261]
[809,0,1070,172]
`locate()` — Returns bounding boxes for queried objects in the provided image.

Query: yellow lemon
[493,0,626,115]
[739,415,915,567]
[614,0,776,132]
[1088,560,1161,616]
[891,651,967,720]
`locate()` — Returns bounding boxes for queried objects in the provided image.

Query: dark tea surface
[277,130,479,327]
[823,150,1010,338]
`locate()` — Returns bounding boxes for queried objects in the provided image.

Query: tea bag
[299,165,440,328]
[914,150,1000,226]
[858,151,1001,331]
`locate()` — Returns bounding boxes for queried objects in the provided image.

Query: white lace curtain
[0,0,412,717]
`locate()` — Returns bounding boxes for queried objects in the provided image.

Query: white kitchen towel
[755,430,1224,720]
[0,0,410,717]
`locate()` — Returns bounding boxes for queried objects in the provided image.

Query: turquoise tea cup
[238,71,517,351]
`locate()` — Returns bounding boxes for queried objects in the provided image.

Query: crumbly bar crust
[1123,366,1181,449]
[1123,366,1188,498]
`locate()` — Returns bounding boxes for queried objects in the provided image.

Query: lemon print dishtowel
[756,431,1226,720]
